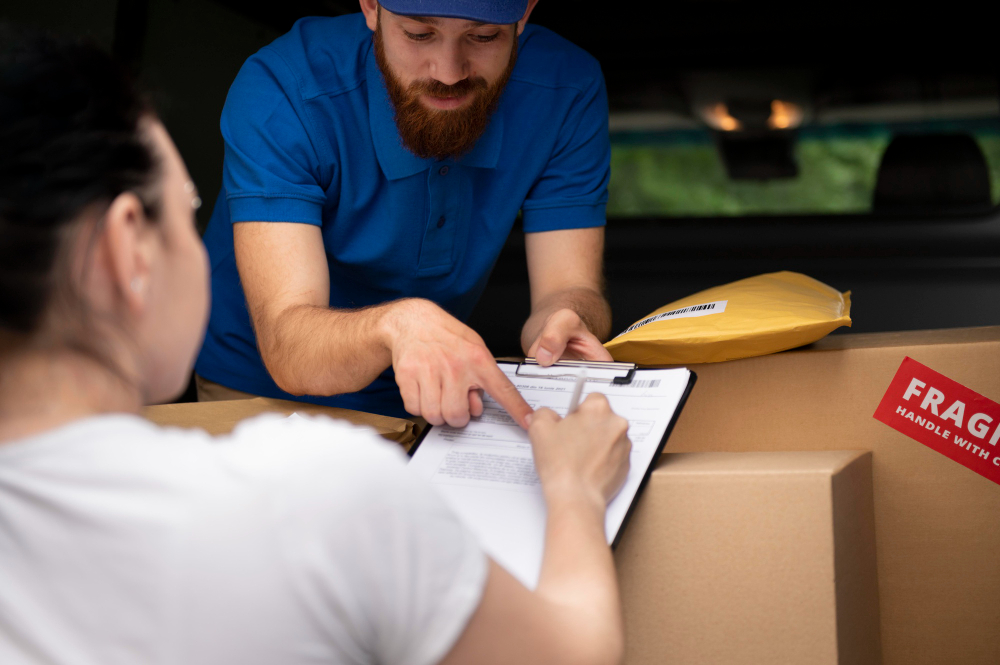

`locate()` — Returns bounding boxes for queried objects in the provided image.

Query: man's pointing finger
[478,364,533,429]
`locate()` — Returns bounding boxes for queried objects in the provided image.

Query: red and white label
[874,357,1000,486]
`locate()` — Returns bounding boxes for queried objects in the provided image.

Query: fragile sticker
[874,357,1000,486]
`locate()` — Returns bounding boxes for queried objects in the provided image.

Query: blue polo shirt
[195,13,609,418]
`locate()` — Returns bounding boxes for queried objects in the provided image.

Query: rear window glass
[605,84,1000,218]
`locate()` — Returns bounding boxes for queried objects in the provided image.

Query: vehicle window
[608,76,1000,217]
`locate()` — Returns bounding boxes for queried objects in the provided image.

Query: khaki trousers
[194,374,260,402]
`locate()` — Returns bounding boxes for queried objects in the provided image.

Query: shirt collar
[366,45,504,180]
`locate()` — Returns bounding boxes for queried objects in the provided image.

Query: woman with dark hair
[0,27,631,665]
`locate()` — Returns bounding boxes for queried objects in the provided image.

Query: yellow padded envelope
[605,271,852,365]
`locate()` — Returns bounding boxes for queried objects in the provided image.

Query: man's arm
[235,221,389,396]
[521,226,614,365]
[234,221,532,427]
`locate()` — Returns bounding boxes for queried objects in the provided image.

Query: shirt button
[438,166,449,176]
[437,216,446,228]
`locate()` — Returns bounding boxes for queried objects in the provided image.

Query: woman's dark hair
[0,23,159,338]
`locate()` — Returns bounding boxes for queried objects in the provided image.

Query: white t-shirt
[0,413,486,665]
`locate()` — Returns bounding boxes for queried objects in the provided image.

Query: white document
[407,363,692,589]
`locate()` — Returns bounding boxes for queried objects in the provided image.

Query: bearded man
[195,0,614,428]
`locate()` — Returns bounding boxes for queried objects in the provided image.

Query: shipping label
[614,300,728,338]
[874,357,1000,486]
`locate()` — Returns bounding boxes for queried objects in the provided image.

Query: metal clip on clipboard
[515,358,638,385]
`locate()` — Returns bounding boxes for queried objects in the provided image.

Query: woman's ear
[101,192,154,316]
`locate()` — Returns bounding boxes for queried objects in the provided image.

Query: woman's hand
[528,392,631,507]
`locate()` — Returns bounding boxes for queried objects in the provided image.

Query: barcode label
[614,300,728,338]
[626,379,661,388]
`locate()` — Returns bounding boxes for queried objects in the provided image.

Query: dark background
[4,1,1000,372]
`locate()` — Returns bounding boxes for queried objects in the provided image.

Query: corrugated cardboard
[616,450,880,665]
[143,395,881,661]
[143,396,417,447]
[663,326,1000,665]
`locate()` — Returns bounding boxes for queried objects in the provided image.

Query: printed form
[408,363,692,589]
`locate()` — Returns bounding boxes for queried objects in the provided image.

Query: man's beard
[374,22,518,161]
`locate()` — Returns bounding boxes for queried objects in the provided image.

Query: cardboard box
[616,450,880,665]
[147,401,878,663]
[664,327,1000,665]
[143,396,418,446]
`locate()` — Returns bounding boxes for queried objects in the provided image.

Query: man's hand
[528,392,632,506]
[527,308,614,367]
[522,228,612,366]
[384,299,533,429]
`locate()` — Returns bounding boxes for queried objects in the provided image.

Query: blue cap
[378,0,529,24]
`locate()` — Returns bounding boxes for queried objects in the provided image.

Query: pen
[567,369,586,415]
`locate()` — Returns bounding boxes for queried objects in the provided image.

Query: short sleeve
[235,415,488,665]
[357,458,488,665]
[220,50,330,225]
[520,69,611,233]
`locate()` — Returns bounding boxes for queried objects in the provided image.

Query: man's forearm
[256,301,397,397]
[521,287,612,355]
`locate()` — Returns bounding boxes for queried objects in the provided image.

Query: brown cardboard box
[664,327,1000,665]
[144,396,881,661]
[143,396,418,447]
[616,450,880,665]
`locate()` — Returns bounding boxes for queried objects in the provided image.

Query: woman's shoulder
[199,412,421,515]
[1,411,412,508]
[217,411,409,477]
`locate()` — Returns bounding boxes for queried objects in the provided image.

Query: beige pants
[194,374,428,438]
[194,374,260,402]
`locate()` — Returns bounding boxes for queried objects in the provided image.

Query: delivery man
[195,0,614,428]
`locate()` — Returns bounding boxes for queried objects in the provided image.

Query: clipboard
[409,358,642,451]
[408,358,696,587]
[514,358,638,385]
